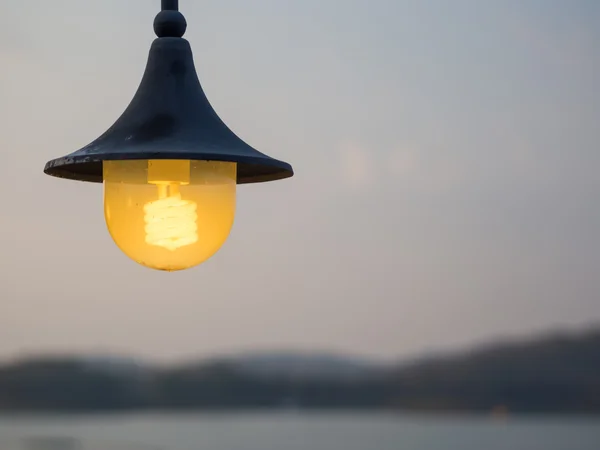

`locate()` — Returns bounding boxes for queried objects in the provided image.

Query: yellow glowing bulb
[144,184,198,251]
[103,160,236,271]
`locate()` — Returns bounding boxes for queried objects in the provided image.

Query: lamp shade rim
[44,152,293,184]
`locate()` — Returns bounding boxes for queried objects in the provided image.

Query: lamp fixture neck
[155,0,186,38]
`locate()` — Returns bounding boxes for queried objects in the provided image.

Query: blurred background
[0,0,599,449]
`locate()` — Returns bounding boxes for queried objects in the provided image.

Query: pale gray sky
[0,0,598,362]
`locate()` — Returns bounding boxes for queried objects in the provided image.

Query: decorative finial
[154,0,187,38]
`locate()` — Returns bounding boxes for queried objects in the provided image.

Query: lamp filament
[143,183,198,251]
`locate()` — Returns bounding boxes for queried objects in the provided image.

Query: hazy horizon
[1,0,599,363]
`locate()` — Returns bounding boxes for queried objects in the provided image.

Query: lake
[1,413,599,450]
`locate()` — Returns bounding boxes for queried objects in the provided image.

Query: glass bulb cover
[103,160,236,271]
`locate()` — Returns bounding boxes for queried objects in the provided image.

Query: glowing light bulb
[103,160,236,271]
[144,184,198,251]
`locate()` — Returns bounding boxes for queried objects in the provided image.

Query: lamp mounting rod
[162,0,178,11]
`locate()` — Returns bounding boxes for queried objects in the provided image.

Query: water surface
[1,413,598,450]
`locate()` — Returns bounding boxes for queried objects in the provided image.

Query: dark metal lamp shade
[44,1,293,184]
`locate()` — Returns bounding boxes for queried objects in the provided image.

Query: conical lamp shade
[44,36,293,184]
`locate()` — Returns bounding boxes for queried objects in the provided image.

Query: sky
[0,0,599,363]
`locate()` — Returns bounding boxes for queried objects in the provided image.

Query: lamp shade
[44,6,293,184]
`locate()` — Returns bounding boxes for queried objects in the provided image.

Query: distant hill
[224,352,381,380]
[0,326,598,414]
[385,327,600,413]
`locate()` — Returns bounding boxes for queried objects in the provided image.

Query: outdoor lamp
[43,0,293,272]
